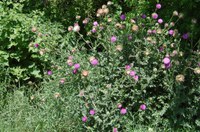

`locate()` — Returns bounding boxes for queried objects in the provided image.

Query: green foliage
[0,1,64,85]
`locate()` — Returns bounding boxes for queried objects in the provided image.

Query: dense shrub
[39,2,200,131]
[0,1,64,85]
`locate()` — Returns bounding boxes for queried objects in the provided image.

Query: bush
[0,1,64,85]
[41,2,200,131]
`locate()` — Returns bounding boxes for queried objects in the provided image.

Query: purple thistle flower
[120,108,127,115]
[168,30,174,36]
[158,18,163,24]
[89,109,95,115]
[159,46,164,52]
[92,28,97,33]
[182,33,189,40]
[34,43,39,48]
[165,63,171,69]
[117,104,122,109]
[156,3,161,9]
[120,14,126,21]
[163,57,170,65]
[140,104,146,110]
[47,70,52,75]
[129,70,136,77]
[90,59,98,66]
[133,75,139,81]
[74,63,80,69]
[152,13,158,19]
[152,30,156,34]
[198,62,200,67]
[82,116,87,122]
[111,36,117,43]
[125,65,131,70]
[113,128,118,132]
[93,21,98,26]
[73,69,78,74]
[128,35,132,40]
[141,14,146,19]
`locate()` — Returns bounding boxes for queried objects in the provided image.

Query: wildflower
[113,128,118,132]
[92,28,97,33]
[76,15,81,20]
[120,108,127,114]
[47,70,52,75]
[89,56,95,62]
[67,59,73,66]
[83,18,89,24]
[90,58,99,66]
[176,74,185,82]
[38,32,42,37]
[147,29,152,34]
[140,104,146,110]
[117,104,122,109]
[73,69,78,74]
[152,30,156,34]
[129,71,136,77]
[164,23,169,28]
[198,62,200,67]
[173,11,179,16]
[165,63,171,69]
[163,57,170,65]
[103,8,109,14]
[128,35,132,40]
[170,22,175,26]
[102,4,107,9]
[156,3,161,9]
[133,75,139,81]
[73,24,80,32]
[141,14,146,19]
[54,92,61,98]
[31,27,37,32]
[93,21,99,26]
[159,46,164,52]
[116,45,123,51]
[125,65,131,70]
[107,1,113,6]
[34,43,39,48]
[152,13,158,19]
[60,78,65,84]
[111,36,117,43]
[82,70,89,77]
[89,109,95,115]
[74,63,80,69]
[194,68,200,74]
[120,14,126,21]
[39,50,44,55]
[132,24,139,32]
[97,9,103,15]
[82,116,87,122]
[68,26,73,32]
[158,19,163,24]
[108,18,112,22]
[182,33,189,40]
[168,29,174,36]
